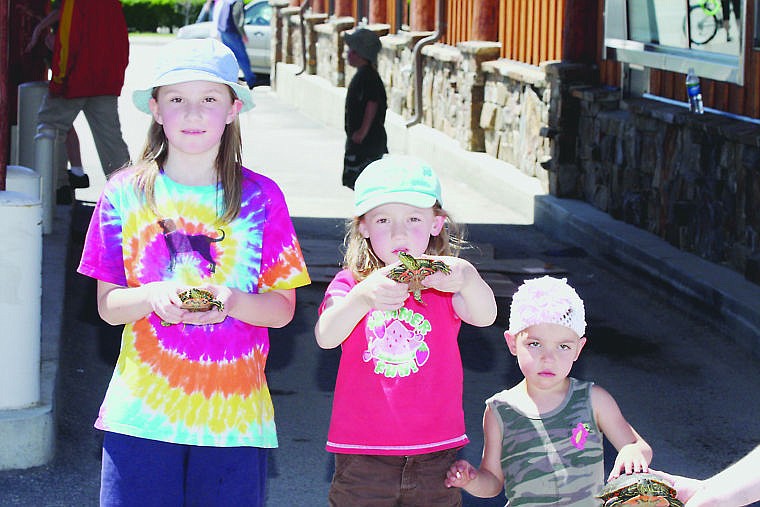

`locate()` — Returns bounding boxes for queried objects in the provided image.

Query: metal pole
[295,0,311,76]
[405,0,446,128]
[34,125,64,235]
[0,0,10,190]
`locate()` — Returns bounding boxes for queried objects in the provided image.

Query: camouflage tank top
[487,378,603,507]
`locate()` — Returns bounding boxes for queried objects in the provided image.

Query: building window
[604,0,745,84]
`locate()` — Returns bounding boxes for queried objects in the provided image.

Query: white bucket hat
[508,276,586,338]
[132,38,255,115]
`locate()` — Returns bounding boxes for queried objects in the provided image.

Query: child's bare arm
[98,280,296,328]
[592,385,653,480]
[206,287,295,328]
[26,9,61,53]
[315,269,409,349]
[97,280,185,325]
[351,100,379,144]
[422,257,496,327]
[444,405,504,497]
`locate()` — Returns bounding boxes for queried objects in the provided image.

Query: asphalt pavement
[1,37,759,506]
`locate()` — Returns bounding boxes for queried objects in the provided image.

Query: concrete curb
[534,196,760,355]
[0,205,69,470]
[273,61,760,356]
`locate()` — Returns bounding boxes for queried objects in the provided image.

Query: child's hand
[144,281,186,325]
[178,285,231,326]
[420,255,497,327]
[444,460,477,488]
[419,256,475,294]
[608,443,650,480]
[354,268,410,311]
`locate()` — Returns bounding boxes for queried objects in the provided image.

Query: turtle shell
[598,472,681,506]
[178,288,219,312]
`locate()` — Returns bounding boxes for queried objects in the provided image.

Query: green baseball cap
[353,155,443,216]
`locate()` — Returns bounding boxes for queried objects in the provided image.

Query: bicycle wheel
[689,4,718,45]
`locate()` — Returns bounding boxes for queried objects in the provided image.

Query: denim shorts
[328,448,462,507]
[100,432,267,507]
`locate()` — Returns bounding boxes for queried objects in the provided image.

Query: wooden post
[563,0,597,63]
[312,0,326,14]
[369,0,387,24]
[334,0,353,17]
[471,0,498,41]
[410,0,435,31]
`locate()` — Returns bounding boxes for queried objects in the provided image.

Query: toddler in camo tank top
[444,276,654,506]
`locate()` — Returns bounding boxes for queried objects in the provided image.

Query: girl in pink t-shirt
[315,155,497,506]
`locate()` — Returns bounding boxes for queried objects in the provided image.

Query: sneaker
[68,170,90,189]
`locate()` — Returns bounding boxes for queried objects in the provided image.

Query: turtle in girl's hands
[178,288,224,312]
[160,288,224,326]
[597,472,683,507]
[387,251,451,304]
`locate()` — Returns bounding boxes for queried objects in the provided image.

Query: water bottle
[685,68,704,114]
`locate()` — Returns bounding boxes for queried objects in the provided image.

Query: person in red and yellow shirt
[33,0,131,202]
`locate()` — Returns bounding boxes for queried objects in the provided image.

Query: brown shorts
[328,448,463,507]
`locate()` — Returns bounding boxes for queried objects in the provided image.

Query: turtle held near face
[597,472,683,507]
[386,251,450,304]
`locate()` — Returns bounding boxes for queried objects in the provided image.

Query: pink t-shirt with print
[320,269,468,455]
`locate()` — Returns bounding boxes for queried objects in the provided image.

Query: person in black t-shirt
[342,28,388,189]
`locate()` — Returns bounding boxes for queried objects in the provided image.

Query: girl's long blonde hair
[343,203,465,281]
[131,85,244,224]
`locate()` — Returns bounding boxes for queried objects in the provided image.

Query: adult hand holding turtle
[653,445,760,506]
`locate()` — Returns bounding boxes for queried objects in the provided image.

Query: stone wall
[279,6,300,65]
[479,60,552,189]
[377,33,418,116]
[315,17,355,87]
[573,89,760,280]
[267,10,760,283]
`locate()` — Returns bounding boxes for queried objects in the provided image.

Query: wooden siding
[499,0,564,64]
[387,0,407,33]
[441,0,562,64]
[443,0,474,44]
[386,0,397,32]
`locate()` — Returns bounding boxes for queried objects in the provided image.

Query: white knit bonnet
[508,276,586,338]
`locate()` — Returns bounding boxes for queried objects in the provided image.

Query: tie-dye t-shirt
[78,167,310,447]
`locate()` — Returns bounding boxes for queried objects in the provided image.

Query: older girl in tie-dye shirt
[78,38,309,506]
